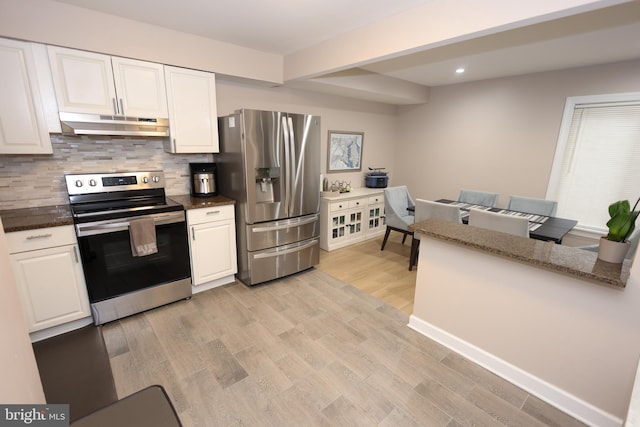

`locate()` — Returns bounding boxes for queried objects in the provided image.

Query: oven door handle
[76,212,185,237]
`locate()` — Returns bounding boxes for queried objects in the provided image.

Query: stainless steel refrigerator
[217,109,321,285]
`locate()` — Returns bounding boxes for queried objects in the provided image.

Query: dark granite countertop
[1,205,74,233]
[169,194,235,210]
[410,218,631,289]
[1,195,236,233]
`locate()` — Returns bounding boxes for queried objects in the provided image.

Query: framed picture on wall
[327,131,364,172]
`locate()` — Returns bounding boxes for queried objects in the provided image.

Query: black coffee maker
[190,163,217,197]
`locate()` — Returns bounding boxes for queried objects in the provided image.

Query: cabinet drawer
[7,225,76,254]
[348,199,365,209]
[368,195,384,205]
[187,204,234,225]
[330,202,348,212]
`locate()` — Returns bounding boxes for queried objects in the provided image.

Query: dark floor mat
[71,385,182,427]
[32,325,118,422]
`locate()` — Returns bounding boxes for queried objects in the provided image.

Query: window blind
[554,102,640,233]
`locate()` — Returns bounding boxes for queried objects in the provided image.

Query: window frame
[546,91,640,235]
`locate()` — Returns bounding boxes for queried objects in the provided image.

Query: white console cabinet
[7,226,91,337]
[186,204,237,292]
[320,188,385,251]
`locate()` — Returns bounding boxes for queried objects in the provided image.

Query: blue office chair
[507,195,558,217]
[409,199,462,271]
[381,186,415,251]
[457,189,499,207]
[468,208,529,237]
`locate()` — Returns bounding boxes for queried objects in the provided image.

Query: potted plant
[598,197,640,263]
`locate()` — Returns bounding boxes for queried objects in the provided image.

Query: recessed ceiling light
[455,68,465,74]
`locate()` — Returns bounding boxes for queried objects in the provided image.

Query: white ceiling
[52,0,433,55]
[52,0,640,104]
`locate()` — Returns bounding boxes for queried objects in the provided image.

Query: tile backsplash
[0,135,212,210]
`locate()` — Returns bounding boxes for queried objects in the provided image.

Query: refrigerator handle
[286,115,296,213]
[250,214,319,232]
[282,115,292,215]
[253,239,319,259]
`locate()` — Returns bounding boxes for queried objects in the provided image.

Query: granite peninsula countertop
[1,195,236,233]
[410,218,631,289]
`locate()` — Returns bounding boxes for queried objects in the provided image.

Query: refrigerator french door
[217,109,321,285]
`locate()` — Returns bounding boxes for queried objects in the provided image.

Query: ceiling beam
[283,0,632,82]
[287,69,430,105]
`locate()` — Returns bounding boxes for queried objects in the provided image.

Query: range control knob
[75,180,83,188]
[152,176,160,183]
[89,179,97,187]
[142,176,149,184]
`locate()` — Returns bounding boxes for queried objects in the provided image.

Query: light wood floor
[316,232,417,314]
[102,236,587,426]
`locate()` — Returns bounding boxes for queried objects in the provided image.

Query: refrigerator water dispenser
[255,167,280,203]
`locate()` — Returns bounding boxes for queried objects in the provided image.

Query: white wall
[215,79,399,188]
[394,59,640,209]
[410,235,640,425]
[0,220,45,404]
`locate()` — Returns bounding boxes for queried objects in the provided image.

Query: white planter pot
[597,237,630,263]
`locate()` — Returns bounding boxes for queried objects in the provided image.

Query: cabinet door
[329,212,348,244]
[11,245,90,332]
[111,57,168,118]
[0,38,53,154]
[190,219,237,285]
[164,66,219,153]
[367,203,385,234]
[47,46,117,115]
[346,207,364,239]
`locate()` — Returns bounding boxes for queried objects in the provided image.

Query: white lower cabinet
[320,189,385,251]
[186,205,238,291]
[7,226,91,334]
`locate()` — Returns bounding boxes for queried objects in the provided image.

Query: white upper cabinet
[0,38,58,154]
[47,47,115,115]
[47,46,168,118]
[111,57,168,117]
[164,66,219,153]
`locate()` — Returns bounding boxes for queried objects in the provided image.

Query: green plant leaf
[607,199,633,242]
[606,199,639,242]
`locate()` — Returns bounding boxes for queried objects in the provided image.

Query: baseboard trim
[408,315,622,427]
[192,275,235,294]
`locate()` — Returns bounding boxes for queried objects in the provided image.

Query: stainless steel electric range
[65,171,191,325]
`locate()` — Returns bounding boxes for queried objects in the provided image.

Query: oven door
[75,211,191,304]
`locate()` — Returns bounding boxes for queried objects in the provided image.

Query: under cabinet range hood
[59,112,169,137]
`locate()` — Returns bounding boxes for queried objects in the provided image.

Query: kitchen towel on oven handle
[129,218,158,256]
